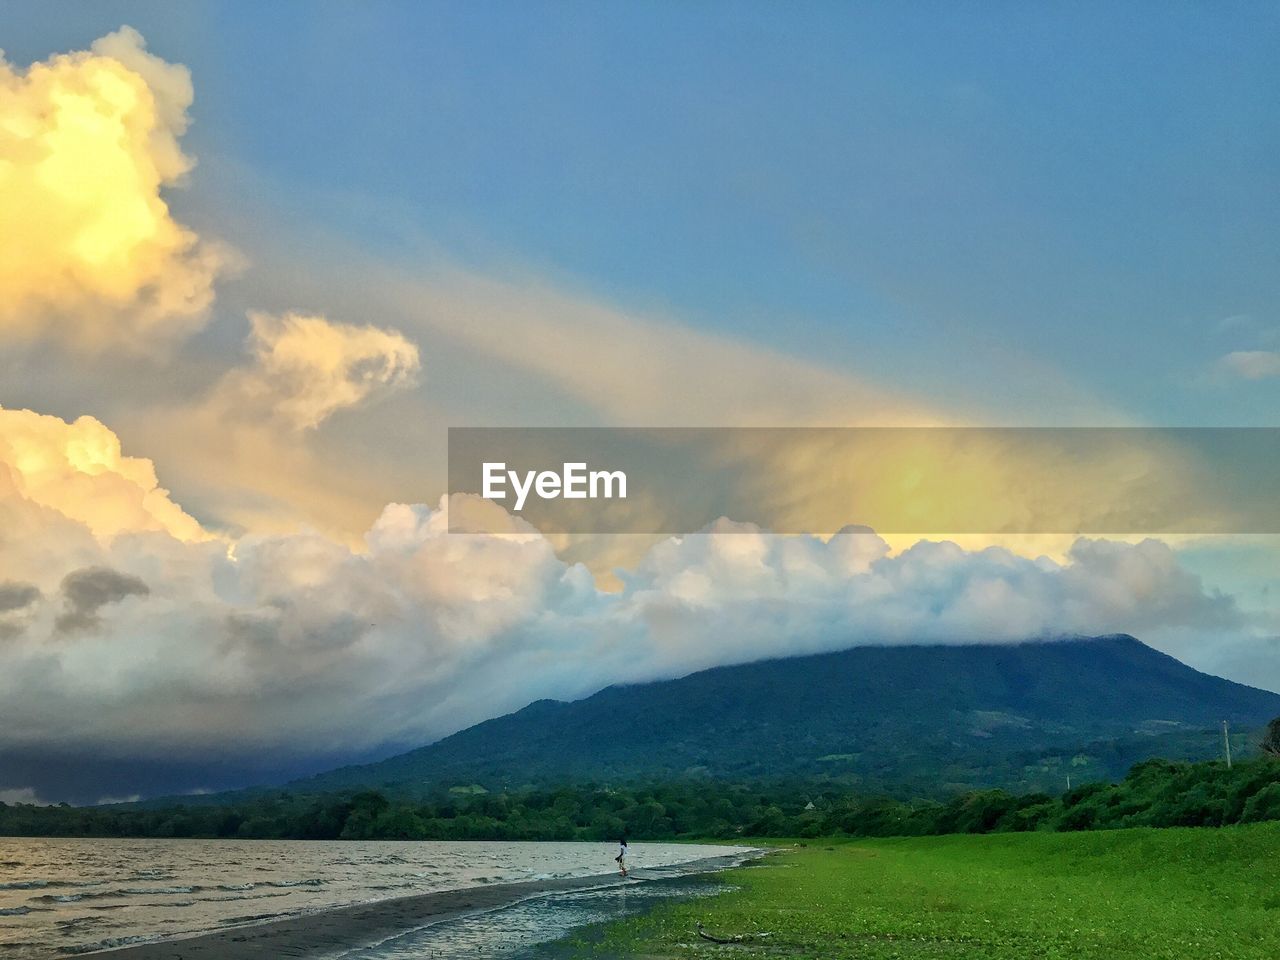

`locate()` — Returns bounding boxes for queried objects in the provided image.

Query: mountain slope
[297,636,1280,796]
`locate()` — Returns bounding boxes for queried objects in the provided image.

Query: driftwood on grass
[696,921,771,945]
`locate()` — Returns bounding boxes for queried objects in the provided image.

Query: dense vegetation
[293,636,1280,796]
[544,826,1280,959]
[4,756,1280,841]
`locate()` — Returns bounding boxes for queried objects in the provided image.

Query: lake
[0,838,750,958]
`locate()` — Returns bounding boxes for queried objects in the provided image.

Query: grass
[549,824,1280,959]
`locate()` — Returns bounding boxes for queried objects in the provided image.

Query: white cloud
[0,787,48,806]
[1218,350,1280,381]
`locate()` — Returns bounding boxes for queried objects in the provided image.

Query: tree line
[3,751,1280,841]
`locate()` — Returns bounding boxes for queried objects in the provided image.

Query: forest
[3,755,1280,841]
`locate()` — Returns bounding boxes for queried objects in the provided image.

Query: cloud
[0,406,208,542]
[0,581,40,613]
[0,787,48,806]
[55,566,149,634]
[0,580,40,640]
[147,254,1127,552]
[204,311,421,431]
[399,269,937,428]
[0,27,227,350]
[119,310,422,544]
[1218,350,1280,381]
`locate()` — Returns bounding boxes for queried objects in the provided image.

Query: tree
[1261,717,1280,759]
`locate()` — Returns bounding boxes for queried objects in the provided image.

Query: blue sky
[5,1,1278,425]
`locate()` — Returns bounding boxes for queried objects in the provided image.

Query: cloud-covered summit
[0,402,1260,801]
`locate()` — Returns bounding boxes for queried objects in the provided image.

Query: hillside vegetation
[4,757,1280,840]
[294,636,1280,796]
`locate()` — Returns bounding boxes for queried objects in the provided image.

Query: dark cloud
[0,581,41,640]
[0,581,40,613]
[56,567,149,634]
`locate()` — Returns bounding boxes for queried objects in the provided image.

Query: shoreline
[84,851,757,959]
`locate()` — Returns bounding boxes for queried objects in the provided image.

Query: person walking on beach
[615,837,629,877]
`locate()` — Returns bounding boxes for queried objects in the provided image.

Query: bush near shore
[2,757,1279,841]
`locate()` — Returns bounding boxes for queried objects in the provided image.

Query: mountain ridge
[290,634,1280,797]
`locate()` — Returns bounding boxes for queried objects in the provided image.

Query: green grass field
[555,824,1280,959]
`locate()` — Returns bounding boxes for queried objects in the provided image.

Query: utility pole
[1222,720,1233,769]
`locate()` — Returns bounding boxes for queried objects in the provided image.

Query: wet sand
[86,853,750,959]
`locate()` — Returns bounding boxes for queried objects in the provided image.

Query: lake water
[0,838,750,958]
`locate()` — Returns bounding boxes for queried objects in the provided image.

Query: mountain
[294,635,1280,796]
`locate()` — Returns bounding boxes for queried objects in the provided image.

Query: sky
[0,2,1277,803]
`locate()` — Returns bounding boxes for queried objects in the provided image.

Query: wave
[62,934,154,955]
[217,911,290,925]
[117,886,197,895]
[29,885,194,904]
[0,879,106,891]
[54,916,107,929]
[27,879,326,906]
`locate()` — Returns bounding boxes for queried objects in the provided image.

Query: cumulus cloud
[1218,350,1280,381]
[205,311,421,431]
[0,406,207,542]
[56,566,149,634]
[0,27,226,350]
[120,311,422,542]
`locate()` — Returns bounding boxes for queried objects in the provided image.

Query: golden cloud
[209,310,421,431]
[0,406,207,542]
[0,26,225,349]
[112,311,422,544]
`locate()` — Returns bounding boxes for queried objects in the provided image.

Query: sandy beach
[85,853,750,959]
